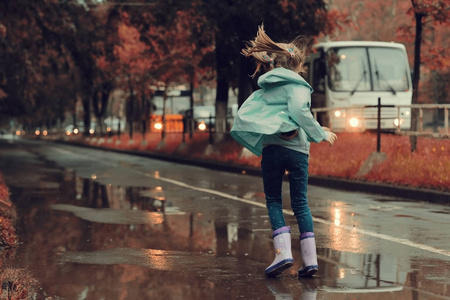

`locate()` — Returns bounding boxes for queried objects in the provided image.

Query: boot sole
[298,265,318,277]
[265,260,294,277]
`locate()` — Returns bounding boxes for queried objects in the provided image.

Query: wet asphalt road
[0,136,449,300]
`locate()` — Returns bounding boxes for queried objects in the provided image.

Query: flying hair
[241,24,310,78]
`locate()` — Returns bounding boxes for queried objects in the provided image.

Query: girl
[231,25,337,277]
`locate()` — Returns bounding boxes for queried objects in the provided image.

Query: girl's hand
[325,131,337,145]
[322,126,331,132]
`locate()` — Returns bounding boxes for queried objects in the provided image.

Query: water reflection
[4,168,449,300]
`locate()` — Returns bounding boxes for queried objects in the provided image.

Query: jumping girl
[231,25,337,277]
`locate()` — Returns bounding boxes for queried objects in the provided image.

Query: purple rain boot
[298,232,319,277]
[265,226,294,277]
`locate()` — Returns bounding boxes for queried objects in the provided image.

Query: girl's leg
[287,151,313,233]
[261,146,286,231]
[287,150,318,277]
[262,146,294,277]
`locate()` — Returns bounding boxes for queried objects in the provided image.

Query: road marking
[148,174,450,259]
[49,144,450,258]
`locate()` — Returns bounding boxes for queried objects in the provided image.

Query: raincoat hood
[258,68,312,92]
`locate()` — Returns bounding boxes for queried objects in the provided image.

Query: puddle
[3,167,449,300]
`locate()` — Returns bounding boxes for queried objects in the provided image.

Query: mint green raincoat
[230,68,327,156]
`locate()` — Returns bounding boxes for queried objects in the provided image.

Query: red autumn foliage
[309,133,450,191]
[0,217,17,252]
[0,176,37,300]
[0,268,39,300]
[0,177,18,253]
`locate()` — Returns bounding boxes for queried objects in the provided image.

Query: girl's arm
[287,85,328,143]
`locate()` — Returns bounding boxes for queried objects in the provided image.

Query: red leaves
[309,132,450,192]
[0,178,18,255]
[0,268,39,299]
[0,217,18,251]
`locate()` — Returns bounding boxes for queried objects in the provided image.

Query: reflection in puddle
[59,248,214,271]
[5,167,449,300]
[49,204,177,225]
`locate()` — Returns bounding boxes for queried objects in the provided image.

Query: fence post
[419,108,423,133]
[182,116,186,143]
[209,114,213,144]
[161,117,165,140]
[377,97,381,152]
[445,108,449,136]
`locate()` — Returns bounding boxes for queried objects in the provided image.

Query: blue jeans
[261,145,313,234]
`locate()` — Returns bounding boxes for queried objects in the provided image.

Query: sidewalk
[53,138,450,205]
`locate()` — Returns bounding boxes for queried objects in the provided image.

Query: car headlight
[198,122,207,131]
[349,118,359,127]
[394,118,404,127]
[154,122,163,130]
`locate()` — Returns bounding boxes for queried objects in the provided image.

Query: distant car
[191,104,238,131]
[65,122,96,136]
[193,106,215,131]
[34,128,48,136]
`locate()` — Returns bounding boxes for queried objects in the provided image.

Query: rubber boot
[265,226,294,277]
[298,232,318,277]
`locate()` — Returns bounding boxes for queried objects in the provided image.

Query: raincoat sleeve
[287,85,327,143]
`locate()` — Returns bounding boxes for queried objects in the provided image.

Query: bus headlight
[334,110,342,118]
[349,118,359,128]
[154,122,163,130]
[394,118,404,127]
[198,122,207,131]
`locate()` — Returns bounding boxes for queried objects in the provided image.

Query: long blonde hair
[241,24,310,77]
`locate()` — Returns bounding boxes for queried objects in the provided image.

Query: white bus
[306,41,412,131]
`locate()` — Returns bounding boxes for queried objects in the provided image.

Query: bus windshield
[327,47,410,93]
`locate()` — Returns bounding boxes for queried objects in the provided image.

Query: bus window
[327,47,370,92]
[368,48,409,92]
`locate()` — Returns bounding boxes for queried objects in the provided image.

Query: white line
[51,145,450,258]
[146,173,450,258]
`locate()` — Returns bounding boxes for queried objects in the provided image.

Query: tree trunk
[237,55,256,108]
[127,79,134,139]
[410,8,424,152]
[214,34,230,143]
[189,81,194,139]
[82,95,91,137]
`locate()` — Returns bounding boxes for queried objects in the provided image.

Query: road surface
[0,136,449,299]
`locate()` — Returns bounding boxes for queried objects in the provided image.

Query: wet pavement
[0,136,449,300]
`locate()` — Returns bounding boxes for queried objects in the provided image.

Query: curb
[52,139,450,206]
